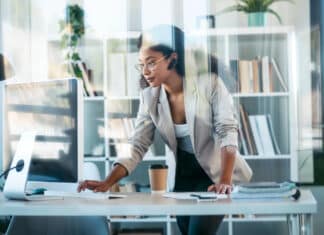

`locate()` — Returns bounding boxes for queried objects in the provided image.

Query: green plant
[59,4,85,78]
[219,0,294,24]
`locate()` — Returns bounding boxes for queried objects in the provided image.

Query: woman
[78,25,252,235]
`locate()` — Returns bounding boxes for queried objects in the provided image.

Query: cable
[0,160,25,179]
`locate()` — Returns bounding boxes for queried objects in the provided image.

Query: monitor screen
[2,78,83,190]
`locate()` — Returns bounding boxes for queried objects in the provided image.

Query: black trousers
[174,149,224,235]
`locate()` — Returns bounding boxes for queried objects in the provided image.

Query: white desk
[0,190,317,235]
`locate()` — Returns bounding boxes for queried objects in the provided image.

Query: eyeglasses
[134,56,167,72]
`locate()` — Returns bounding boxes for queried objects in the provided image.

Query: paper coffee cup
[148,164,168,193]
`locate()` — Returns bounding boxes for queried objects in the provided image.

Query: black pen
[190,193,218,200]
[108,196,124,199]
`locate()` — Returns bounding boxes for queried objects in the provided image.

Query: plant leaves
[218,0,294,15]
[266,8,282,24]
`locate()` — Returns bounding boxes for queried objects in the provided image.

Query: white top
[174,123,190,138]
[174,123,194,153]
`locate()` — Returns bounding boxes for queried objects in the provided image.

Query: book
[240,104,257,155]
[252,59,260,92]
[238,60,251,93]
[231,182,299,200]
[257,58,263,92]
[238,127,248,155]
[231,188,299,199]
[248,115,264,155]
[239,181,281,189]
[254,115,276,156]
[240,105,252,154]
[269,62,274,92]
[248,60,254,92]
[271,57,288,92]
[236,181,297,194]
[229,60,240,92]
[261,56,271,93]
[266,115,281,154]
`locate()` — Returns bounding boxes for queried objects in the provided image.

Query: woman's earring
[168,59,177,70]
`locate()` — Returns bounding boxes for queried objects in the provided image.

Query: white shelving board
[188,26,295,37]
[242,155,291,160]
[232,92,289,98]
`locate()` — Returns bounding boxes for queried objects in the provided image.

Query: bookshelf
[186,26,297,235]
[79,26,297,235]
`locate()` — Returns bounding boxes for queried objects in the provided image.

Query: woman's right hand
[77,180,111,193]
[78,164,128,193]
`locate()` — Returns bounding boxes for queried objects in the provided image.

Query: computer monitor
[1,78,83,192]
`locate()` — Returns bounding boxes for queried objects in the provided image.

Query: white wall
[1,0,32,82]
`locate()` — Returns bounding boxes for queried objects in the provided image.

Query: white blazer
[115,73,252,190]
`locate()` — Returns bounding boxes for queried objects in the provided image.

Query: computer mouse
[31,188,47,195]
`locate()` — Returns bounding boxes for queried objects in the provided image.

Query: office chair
[83,161,101,181]
[5,163,110,235]
[5,216,110,235]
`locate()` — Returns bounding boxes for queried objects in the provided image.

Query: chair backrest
[6,216,111,235]
[83,162,101,181]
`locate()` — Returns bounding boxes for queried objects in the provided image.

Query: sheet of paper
[163,192,228,200]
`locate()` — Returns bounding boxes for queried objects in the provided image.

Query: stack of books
[231,182,300,200]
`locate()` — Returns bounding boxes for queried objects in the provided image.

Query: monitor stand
[3,131,36,200]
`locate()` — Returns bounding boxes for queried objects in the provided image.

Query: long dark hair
[137,25,236,92]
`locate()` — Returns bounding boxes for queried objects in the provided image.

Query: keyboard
[24,194,64,201]
[44,190,126,200]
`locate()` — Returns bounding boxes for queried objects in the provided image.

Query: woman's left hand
[207,182,233,194]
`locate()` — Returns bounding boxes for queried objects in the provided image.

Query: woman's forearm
[219,146,236,184]
[104,163,128,187]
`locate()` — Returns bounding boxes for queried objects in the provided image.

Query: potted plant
[219,0,294,26]
[59,4,85,78]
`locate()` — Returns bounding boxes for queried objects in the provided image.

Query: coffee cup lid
[149,164,168,169]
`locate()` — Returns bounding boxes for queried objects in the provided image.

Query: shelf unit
[80,26,297,235]
[188,26,297,179]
